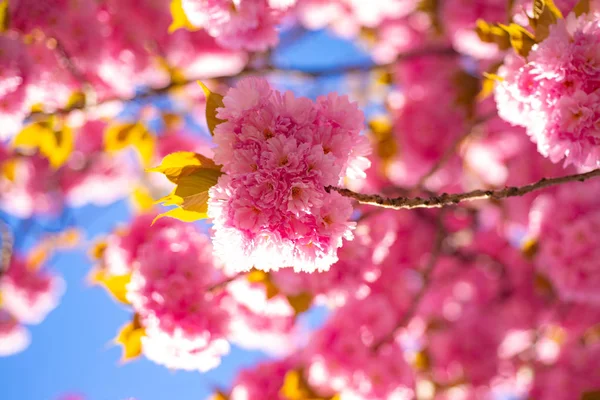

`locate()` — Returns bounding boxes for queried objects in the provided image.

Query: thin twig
[328,168,600,210]
[413,113,495,190]
[373,215,446,350]
[26,46,457,120]
[0,218,14,276]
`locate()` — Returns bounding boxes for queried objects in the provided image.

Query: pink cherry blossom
[126,217,231,371]
[208,77,370,273]
[181,0,291,51]
[0,256,64,325]
[527,179,600,304]
[0,310,30,356]
[495,13,600,169]
[230,358,294,400]
[0,36,32,139]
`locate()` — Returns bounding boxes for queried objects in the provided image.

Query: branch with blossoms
[26,46,457,120]
[328,168,600,210]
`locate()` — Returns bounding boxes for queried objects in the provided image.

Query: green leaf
[0,0,9,33]
[198,81,225,136]
[65,91,86,110]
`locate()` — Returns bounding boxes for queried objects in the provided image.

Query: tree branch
[26,46,457,120]
[0,218,14,276]
[329,168,600,210]
[373,215,446,350]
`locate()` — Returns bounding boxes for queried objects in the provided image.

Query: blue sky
[0,30,369,400]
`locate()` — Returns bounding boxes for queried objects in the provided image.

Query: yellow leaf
[152,206,208,224]
[477,72,504,101]
[582,392,600,400]
[498,23,536,57]
[210,392,229,400]
[247,270,280,299]
[475,19,511,50]
[26,245,49,270]
[91,269,132,305]
[168,0,197,33]
[530,0,563,41]
[1,158,17,182]
[148,151,220,184]
[286,292,313,315]
[0,0,9,33]
[65,91,86,110]
[521,237,539,259]
[115,315,145,362]
[104,122,156,167]
[368,116,397,166]
[280,369,337,400]
[14,121,74,169]
[153,160,222,223]
[573,0,590,16]
[89,240,108,261]
[131,186,155,212]
[198,81,225,136]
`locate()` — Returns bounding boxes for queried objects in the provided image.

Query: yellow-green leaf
[478,72,504,101]
[246,270,280,299]
[13,120,74,169]
[91,269,132,305]
[152,206,208,224]
[198,81,225,136]
[104,122,156,167]
[286,292,313,316]
[115,315,145,362]
[152,156,222,223]
[499,23,536,57]
[475,19,511,50]
[573,0,590,16]
[530,0,563,41]
[65,91,86,110]
[0,0,9,33]
[148,151,220,184]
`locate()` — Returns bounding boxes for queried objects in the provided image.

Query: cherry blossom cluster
[94,213,304,370]
[0,256,64,356]
[181,0,297,51]
[495,12,600,169]
[209,77,370,273]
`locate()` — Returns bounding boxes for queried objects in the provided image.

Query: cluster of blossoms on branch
[0,0,600,399]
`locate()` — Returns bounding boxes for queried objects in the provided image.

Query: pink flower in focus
[495,13,600,169]
[0,257,64,325]
[208,77,370,273]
